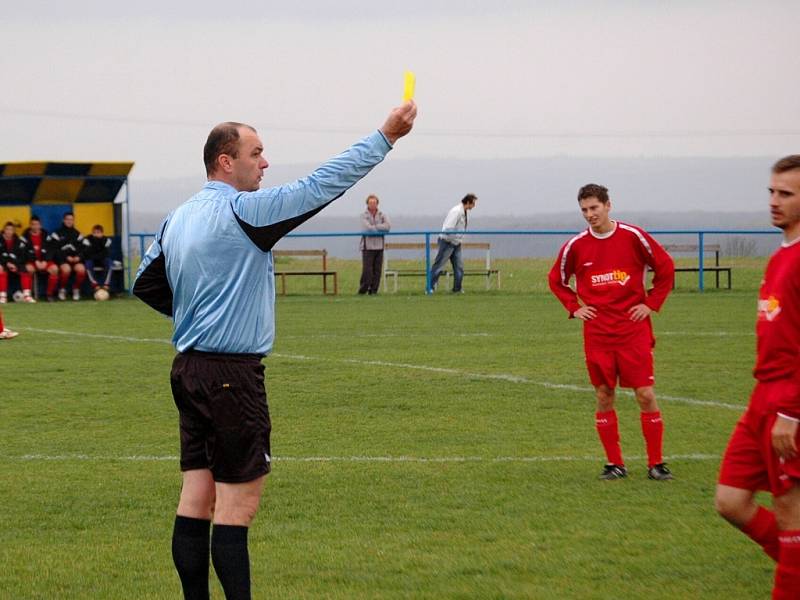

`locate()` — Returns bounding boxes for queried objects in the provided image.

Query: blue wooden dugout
[0,161,134,292]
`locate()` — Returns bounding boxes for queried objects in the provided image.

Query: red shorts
[26,261,56,271]
[584,336,654,389]
[718,381,800,496]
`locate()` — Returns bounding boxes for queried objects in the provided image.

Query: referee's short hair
[577,184,609,204]
[773,155,800,174]
[461,193,477,205]
[204,122,256,176]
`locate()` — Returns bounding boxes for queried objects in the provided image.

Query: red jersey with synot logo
[548,221,675,346]
[753,237,800,418]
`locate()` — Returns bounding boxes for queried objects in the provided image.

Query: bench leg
[333,272,338,296]
[279,273,286,296]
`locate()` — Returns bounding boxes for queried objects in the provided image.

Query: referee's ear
[217,154,234,174]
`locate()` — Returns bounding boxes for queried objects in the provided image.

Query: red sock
[774,530,800,599]
[596,410,624,465]
[0,271,7,293]
[47,273,58,296]
[73,269,86,290]
[20,272,32,291]
[59,270,70,288]
[640,411,664,467]
[742,506,780,562]
[0,312,4,331]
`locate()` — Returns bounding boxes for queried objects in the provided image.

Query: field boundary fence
[128,229,781,293]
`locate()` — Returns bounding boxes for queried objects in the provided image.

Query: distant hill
[130,156,779,258]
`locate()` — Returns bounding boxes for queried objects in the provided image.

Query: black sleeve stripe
[132,252,173,316]
[232,195,341,252]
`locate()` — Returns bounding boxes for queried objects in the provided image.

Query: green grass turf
[0,257,777,598]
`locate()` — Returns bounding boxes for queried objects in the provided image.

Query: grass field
[0,257,779,599]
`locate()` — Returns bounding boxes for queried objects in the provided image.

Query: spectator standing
[429,193,477,293]
[358,194,391,295]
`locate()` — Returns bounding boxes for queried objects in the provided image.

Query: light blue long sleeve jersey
[134,130,392,355]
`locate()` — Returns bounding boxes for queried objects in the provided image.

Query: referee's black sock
[172,515,211,600]
[211,524,251,600]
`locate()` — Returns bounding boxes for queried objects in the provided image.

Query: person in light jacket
[430,193,477,293]
[358,194,391,295]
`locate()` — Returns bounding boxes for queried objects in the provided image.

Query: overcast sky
[1,1,798,185]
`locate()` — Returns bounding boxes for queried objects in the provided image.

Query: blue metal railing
[129,228,781,293]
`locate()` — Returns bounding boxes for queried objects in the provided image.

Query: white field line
[4,453,719,464]
[21,327,746,412]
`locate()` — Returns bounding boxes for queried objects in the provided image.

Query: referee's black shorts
[170,350,271,483]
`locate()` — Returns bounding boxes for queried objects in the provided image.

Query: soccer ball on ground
[12,290,25,303]
[94,288,110,302]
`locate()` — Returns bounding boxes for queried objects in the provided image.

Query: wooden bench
[382,242,500,292]
[273,249,338,295]
[663,244,731,289]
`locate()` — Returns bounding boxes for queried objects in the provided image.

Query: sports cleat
[0,329,19,340]
[648,463,674,481]
[0,293,6,304]
[598,464,628,480]
[58,288,67,301]
[23,293,36,304]
[72,289,80,301]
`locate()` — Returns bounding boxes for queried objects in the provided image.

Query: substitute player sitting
[0,221,35,304]
[715,155,800,599]
[48,212,86,301]
[82,224,113,292]
[23,216,59,302]
[548,184,675,481]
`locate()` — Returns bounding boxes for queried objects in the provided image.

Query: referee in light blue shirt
[134,101,417,600]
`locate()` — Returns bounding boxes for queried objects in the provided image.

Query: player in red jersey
[548,184,675,481]
[715,156,800,599]
[23,216,59,302]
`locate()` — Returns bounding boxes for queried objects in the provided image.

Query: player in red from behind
[715,156,800,600]
[548,184,675,481]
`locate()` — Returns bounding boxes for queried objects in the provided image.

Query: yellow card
[403,71,416,102]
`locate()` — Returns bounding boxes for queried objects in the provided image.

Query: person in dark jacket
[0,222,35,303]
[82,224,113,291]
[48,212,86,301]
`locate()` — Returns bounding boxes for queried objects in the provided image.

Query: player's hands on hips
[772,415,798,460]
[573,306,597,320]
[628,303,652,322]
[380,100,417,145]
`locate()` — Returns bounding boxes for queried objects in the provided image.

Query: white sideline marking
[6,453,719,464]
[20,327,746,412]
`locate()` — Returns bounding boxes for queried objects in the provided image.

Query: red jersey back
[548,222,675,345]
[754,238,800,417]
